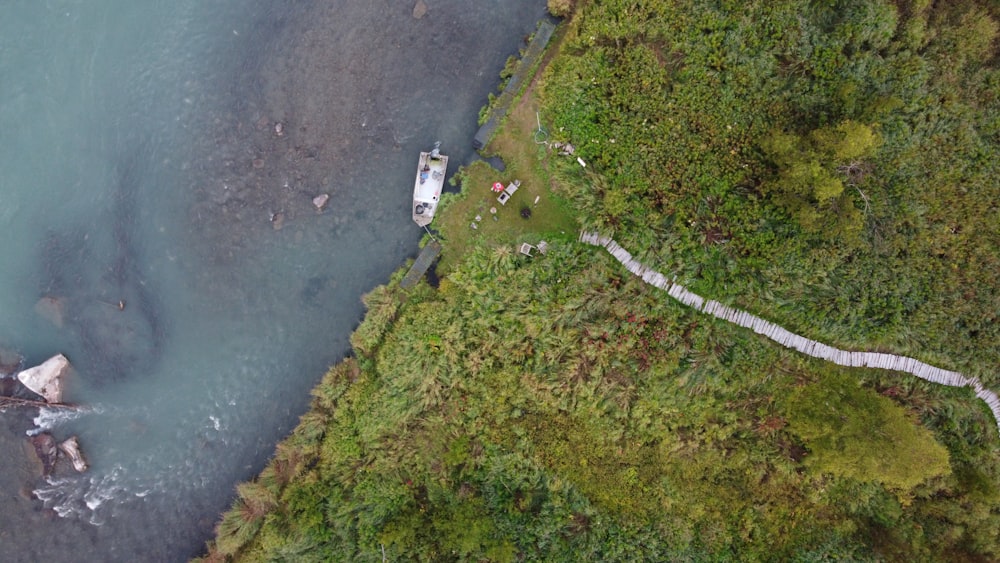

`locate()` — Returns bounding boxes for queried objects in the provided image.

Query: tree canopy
[784,369,951,493]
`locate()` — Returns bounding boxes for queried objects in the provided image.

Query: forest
[197,0,1000,560]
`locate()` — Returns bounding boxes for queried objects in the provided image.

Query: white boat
[412,142,448,227]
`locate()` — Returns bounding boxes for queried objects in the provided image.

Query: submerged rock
[17,354,71,404]
[34,296,65,328]
[29,433,58,476]
[271,211,285,230]
[0,346,22,377]
[59,436,88,473]
[413,0,428,19]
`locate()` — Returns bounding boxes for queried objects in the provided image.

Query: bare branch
[836,160,873,186]
[855,187,872,214]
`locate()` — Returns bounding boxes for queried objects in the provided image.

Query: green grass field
[435,128,578,274]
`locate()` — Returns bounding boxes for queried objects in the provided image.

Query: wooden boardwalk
[579,231,1000,436]
[400,240,442,290]
[473,19,557,150]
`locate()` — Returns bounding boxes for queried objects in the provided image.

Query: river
[0,1,547,560]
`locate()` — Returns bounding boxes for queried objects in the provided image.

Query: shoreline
[1,3,557,562]
[195,1,1000,560]
[193,7,568,561]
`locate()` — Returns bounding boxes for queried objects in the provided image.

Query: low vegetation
[198,0,1000,561]
[539,0,1000,382]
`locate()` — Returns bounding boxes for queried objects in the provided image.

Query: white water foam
[27,405,99,436]
[30,404,237,524]
[33,463,168,526]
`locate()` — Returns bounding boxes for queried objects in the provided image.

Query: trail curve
[579,231,1000,436]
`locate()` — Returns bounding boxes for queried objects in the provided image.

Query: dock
[473,19,558,150]
[400,240,443,289]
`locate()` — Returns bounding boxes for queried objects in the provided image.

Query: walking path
[579,231,1000,436]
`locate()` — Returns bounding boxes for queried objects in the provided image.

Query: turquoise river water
[0,1,547,560]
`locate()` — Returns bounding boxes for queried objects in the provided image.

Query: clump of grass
[548,0,575,18]
[210,478,281,558]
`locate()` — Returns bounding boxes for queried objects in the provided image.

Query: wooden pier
[400,240,442,290]
[579,231,1000,437]
[473,19,557,150]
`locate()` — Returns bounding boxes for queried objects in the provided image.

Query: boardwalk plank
[578,231,1000,435]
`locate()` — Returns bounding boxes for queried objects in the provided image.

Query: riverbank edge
[194,1,1000,559]
[193,9,570,561]
[473,18,558,150]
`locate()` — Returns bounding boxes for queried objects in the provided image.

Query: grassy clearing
[432,17,579,274]
[435,89,579,274]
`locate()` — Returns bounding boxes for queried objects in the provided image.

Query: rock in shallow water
[29,433,58,477]
[312,193,329,211]
[271,212,285,230]
[16,354,70,403]
[59,436,88,473]
[413,0,428,19]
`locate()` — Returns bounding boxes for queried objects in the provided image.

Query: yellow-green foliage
[518,412,664,519]
[309,358,357,414]
[760,120,879,239]
[784,369,951,494]
[349,285,401,356]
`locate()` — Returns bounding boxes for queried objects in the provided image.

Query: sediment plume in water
[0,1,549,561]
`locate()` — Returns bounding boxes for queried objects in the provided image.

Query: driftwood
[0,396,80,410]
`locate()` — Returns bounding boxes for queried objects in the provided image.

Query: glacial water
[0,1,548,560]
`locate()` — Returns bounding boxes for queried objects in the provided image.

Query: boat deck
[412,151,448,227]
[413,153,448,203]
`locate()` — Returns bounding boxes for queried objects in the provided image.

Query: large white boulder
[17,354,70,404]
